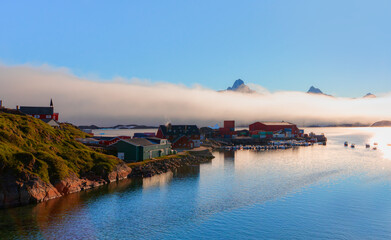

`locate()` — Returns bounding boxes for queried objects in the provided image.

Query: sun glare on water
[366,127,391,160]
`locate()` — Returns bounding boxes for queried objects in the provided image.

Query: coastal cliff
[0,112,132,208]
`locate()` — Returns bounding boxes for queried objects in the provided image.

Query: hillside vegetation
[0,112,120,184]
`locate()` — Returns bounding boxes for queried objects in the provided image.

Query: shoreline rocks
[129,150,214,178]
[0,150,214,209]
[0,163,132,209]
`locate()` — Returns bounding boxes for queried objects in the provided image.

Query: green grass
[0,112,120,183]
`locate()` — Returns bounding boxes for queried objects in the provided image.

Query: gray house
[110,138,172,163]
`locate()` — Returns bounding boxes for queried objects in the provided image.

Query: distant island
[78,124,158,130]
[307,123,370,128]
[371,120,391,127]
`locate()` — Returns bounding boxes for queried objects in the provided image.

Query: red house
[156,124,201,149]
[93,136,132,146]
[249,122,300,136]
[19,99,59,121]
[218,120,236,138]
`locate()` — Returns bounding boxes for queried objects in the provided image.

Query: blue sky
[1,0,390,97]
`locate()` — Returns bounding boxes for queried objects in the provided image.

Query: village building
[19,99,59,121]
[133,132,156,138]
[92,136,132,146]
[156,124,201,149]
[218,120,236,138]
[249,121,301,137]
[110,138,172,162]
[42,119,60,127]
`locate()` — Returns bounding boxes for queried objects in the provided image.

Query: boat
[373,147,377,150]
[366,144,370,148]
[344,141,348,147]
[351,144,355,148]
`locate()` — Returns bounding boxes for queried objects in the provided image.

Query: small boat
[344,141,348,147]
[351,144,355,148]
[373,147,377,150]
[366,144,370,148]
[374,142,378,146]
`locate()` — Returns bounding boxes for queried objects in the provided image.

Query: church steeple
[50,98,53,107]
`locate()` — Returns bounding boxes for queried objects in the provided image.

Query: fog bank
[1,64,390,126]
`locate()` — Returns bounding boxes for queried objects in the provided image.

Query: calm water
[1,127,391,240]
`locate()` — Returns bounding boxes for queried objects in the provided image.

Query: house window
[118,152,125,160]
[34,115,40,118]
[46,115,52,119]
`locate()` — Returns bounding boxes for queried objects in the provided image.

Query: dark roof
[251,121,295,126]
[159,125,200,136]
[19,106,53,115]
[92,136,118,141]
[145,137,164,144]
[122,138,155,146]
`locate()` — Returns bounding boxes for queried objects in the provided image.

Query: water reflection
[223,151,235,162]
[174,165,201,179]
[143,171,173,190]
[0,179,141,240]
[1,127,391,239]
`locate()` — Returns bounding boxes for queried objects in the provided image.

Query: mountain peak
[225,79,254,93]
[227,79,245,91]
[363,93,376,98]
[307,86,323,94]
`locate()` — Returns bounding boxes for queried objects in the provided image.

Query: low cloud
[0,64,390,126]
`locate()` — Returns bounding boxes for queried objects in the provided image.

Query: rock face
[0,163,132,209]
[107,162,133,182]
[0,171,61,208]
[226,79,254,93]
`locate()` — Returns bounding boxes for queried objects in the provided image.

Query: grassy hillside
[0,112,120,183]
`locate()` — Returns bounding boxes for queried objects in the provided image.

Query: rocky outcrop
[129,150,214,178]
[53,173,107,195]
[107,162,132,182]
[0,171,61,208]
[0,163,132,209]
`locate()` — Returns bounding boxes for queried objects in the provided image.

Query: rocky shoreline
[129,149,214,178]
[0,150,214,209]
[0,162,132,209]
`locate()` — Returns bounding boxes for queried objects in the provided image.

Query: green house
[110,138,172,163]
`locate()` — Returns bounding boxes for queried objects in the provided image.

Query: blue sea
[1,127,391,239]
